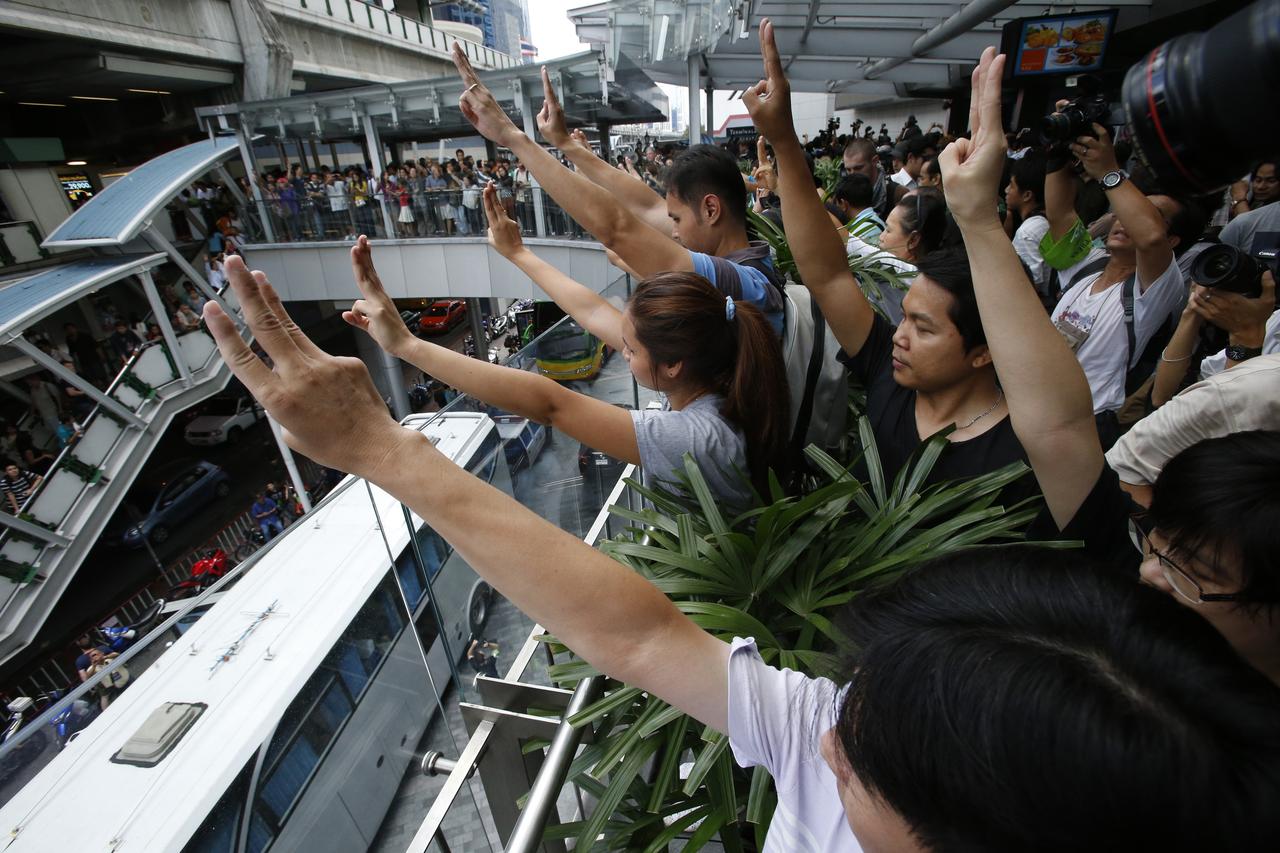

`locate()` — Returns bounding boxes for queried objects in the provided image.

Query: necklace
[957,389,1004,431]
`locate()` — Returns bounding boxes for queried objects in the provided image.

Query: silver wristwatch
[1101,169,1129,190]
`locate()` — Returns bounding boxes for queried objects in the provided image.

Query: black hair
[833,173,874,209]
[663,144,748,228]
[1164,195,1208,258]
[914,246,986,352]
[835,546,1280,852]
[894,188,950,259]
[1007,149,1047,210]
[901,135,929,160]
[1147,431,1280,606]
[920,156,941,182]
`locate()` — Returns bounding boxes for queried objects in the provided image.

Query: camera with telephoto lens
[1040,93,1117,144]
[1118,0,1280,195]
[1191,237,1279,300]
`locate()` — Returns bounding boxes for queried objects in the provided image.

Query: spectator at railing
[0,424,30,463]
[107,320,141,365]
[57,360,94,421]
[323,171,353,239]
[62,322,107,388]
[1,462,41,513]
[25,373,62,436]
[250,490,284,541]
[174,303,202,332]
[304,172,326,238]
[54,413,81,450]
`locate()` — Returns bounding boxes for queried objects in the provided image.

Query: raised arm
[536,70,670,234]
[1044,111,1080,242]
[1072,125,1174,288]
[941,50,1103,529]
[346,237,638,465]
[451,45,690,278]
[203,255,730,731]
[744,19,876,356]
[481,185,624,351]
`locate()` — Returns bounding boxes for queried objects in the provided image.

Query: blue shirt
[251,498,279,520]
[688,243,785,336]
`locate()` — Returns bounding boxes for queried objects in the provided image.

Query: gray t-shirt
[631,394,751,507]
[1219,200,1280,253]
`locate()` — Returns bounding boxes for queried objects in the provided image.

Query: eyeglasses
[1128,515,1241,605]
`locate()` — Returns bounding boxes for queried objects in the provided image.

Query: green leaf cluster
[542,419,1046,851]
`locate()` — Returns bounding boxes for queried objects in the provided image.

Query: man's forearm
[1045,168,1079,239]
[504,133,632,248]
[561,145,668,231]
[771,134,855,294]
[1105,182,1168,251]
[399,336,557,424]
[961,222,1095,431]
[375,429,728,727]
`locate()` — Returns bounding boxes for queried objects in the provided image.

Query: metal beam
[0,512,71,549]
[137,270,193,388]
[687,54,702,146]
[234,122,277,243]
[863,0,1021,80]
[141,227,241,330]
[361,112,398,238]
[8,337,147,429]
[517,87,547,237]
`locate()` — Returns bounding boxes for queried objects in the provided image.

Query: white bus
[0,412,508,852]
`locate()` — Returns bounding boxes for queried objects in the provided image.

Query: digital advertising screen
[1011,10,1118,77]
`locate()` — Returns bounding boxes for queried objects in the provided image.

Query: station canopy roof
[568,0,1158,104]
[0,254,165,343]
[200,49,669,143]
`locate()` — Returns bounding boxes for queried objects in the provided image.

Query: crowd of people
[201,19,1278,852]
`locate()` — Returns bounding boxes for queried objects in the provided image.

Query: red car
[417,299,467,335]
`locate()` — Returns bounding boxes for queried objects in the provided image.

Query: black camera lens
[1121,0,1280,195]
[1039,112,1075,143]
[1190,244,1264,298]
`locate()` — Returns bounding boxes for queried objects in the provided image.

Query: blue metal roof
[0,254,166,342]
[42,136,242,248]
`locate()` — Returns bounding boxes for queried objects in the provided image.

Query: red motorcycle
[167,549,230,600]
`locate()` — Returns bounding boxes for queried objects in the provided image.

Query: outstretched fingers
[757,134,768,161]
[351,236,388,301]
[541,65,560,109]
[451,42,480,87]
[481,183,502,224]
[204,300,277,398]
[979,50,1005,143]
[759,18,783,83]
[257,275,325,359]
[223,255,300,370]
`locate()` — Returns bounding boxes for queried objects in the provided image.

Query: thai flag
[520,38,537,57]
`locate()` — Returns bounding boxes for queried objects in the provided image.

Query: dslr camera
[1191,237,1279,300]
[1040,93,1117,144]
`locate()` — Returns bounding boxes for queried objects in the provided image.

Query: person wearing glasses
[199,35,1280,853]
[924,41,1280,685]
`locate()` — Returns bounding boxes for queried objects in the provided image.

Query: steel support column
[8,338,147,429]
[267,416,313,515]
[687,55,702,146]
[518,89,547,237]
[234,123,277,243]
[137,270,193,387]
[362,113,398,238]
[466,298,488,363]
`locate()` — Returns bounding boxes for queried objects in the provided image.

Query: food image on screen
[1011,11,1116,77]
[1023,25,1061,49]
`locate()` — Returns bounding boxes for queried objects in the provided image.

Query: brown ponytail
[628,272,791,495]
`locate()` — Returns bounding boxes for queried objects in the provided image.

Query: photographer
[1042,113,1203,447]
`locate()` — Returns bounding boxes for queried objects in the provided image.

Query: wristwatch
[1225,343,1264,362]
[1101,169,1129,190]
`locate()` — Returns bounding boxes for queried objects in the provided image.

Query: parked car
[493,415,548,472]
[418,300,467,335]
[184,396,265,445]
[121,461,232,547]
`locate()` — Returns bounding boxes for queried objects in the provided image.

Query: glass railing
[0,273,654,852]
[233,185,592,245]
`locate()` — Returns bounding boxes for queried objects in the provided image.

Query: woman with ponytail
[343,185,790,504]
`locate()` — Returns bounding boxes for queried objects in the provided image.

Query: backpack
[704,247,848,461]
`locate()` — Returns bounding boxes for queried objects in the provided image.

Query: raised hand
[938,48,1007,226]
[536,66,572,149]
[570,128,590,149]
[752,135,777,192]
[1071,123,1121,182]
[742,19,795,142]
[1191,271,1276,340]
[345,235,417,358]
[451,43,521,146]
[482,183,524,258]
[203,255,410,481]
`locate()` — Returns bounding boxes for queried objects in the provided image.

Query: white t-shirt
[890,168,917,190]
[1050,248,1186,413]
[845,233,913,325]
[1012,214,1051,294]
[326,180,348,212]
[1199,309,1280,378]
[727,638,861,852]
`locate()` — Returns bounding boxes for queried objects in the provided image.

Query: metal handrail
[404,463,638,853]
